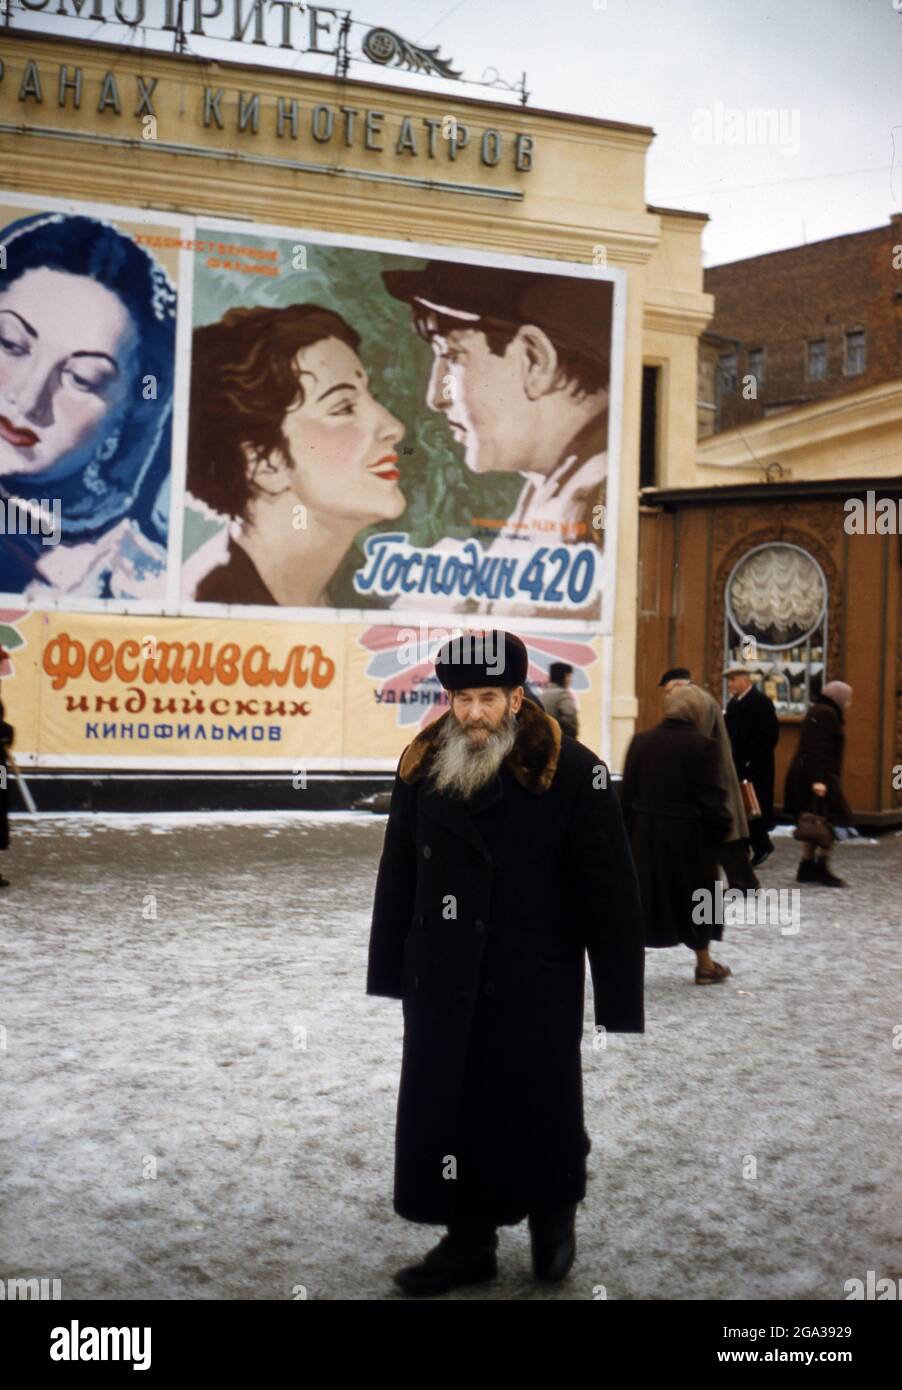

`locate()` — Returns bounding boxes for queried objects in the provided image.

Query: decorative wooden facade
[637,480,902,824]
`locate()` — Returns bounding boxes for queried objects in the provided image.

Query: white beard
[429,709,519,800]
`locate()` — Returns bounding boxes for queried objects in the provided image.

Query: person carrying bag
[784,682,853,887]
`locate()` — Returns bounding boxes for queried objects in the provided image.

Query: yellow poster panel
[3,612,606,768]
[9,612,343,768]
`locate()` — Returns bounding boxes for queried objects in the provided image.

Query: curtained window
[724,543,827,715]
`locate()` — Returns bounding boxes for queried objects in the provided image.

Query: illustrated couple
[187,260,612,614]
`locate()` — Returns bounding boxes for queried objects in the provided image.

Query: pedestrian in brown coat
[621,684,733,984]
[658,668,757,890]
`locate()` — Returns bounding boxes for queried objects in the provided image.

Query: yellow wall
[695,379,902,485]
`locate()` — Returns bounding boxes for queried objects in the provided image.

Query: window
[807,339,827,380]
[717,351,737,391]
[724,543,827,716]
[747,347,765,388]
[639,365,659,488]
[844,329,866,376]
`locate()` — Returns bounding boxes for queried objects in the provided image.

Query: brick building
[636,218,902,826]
[702,214,902,433]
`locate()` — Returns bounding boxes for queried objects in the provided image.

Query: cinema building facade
[0,27,713,808]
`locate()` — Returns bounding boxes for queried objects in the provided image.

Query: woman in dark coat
[783,681,853,888]
[0,698,13,887]
[620,684,733,984]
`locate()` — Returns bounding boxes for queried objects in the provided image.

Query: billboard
[0,193,626,766]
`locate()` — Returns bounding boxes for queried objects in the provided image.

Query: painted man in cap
[367,630,644,1295]
[382,261,612,618]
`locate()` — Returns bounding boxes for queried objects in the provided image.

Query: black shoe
[528,1203,577,1283]
[813,860,847,888]
[796,858,818,883]
[751,847,774,868]
[0,875,9,888]
[393,1231,498,1296]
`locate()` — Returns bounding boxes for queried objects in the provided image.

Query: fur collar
[398,697,562,796]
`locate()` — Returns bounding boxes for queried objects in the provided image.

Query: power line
[416,0,471,44]
[686,164,887,196]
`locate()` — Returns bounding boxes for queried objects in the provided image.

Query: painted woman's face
[0,266,138,478]
[279,337,406,523]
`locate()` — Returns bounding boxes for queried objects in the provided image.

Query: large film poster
[181,219,623,626]
[0,197,182,606]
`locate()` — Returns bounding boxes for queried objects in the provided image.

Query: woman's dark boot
[393,1229,498,1296]
[528,1202,577,1283]
[796,858,818,883]
[814,859,847,888]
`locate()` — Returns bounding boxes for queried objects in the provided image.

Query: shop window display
[724,542,827,715]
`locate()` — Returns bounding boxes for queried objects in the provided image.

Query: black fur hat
[435,631,529,691]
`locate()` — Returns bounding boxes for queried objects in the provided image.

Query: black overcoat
[620,718,732,950]
[0,707,12,852]
[783,695,853,827]
[366,698,645,1227]
[724,685,780,828]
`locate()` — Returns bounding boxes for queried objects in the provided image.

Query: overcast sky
[11,0,902,265]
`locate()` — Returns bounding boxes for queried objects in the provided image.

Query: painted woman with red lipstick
[0,212,176,598]
[186,303,406,608]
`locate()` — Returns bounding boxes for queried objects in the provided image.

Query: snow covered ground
[1,811,900,1301]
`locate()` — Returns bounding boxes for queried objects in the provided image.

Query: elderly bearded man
[366,631,645,1296]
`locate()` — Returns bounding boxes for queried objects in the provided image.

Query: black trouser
[447,1214,497,1247]
[748,819,773,859]
[448,1199,574,1247]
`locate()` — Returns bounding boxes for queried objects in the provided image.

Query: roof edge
[8,29,657,137]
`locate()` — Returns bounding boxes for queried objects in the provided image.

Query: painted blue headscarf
[0,212,176,593]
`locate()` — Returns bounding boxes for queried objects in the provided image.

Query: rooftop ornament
[361,26,463,81]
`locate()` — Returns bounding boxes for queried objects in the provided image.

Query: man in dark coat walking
[367,630,645,1296]
[724,664,780,867]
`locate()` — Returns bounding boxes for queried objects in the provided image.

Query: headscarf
[0,212,176,538]
[663,683,711,731]
[821,681,852,711]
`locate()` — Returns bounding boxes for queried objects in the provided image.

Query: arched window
[724,543,827,714]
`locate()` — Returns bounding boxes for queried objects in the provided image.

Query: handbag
[793,795,834,849]
[740,779,761,819]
